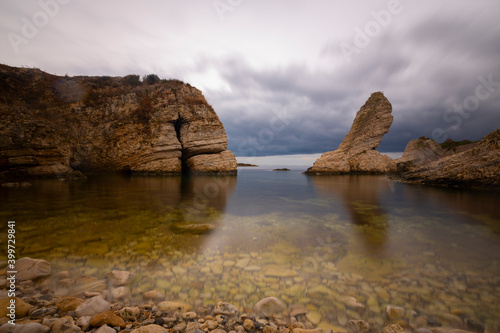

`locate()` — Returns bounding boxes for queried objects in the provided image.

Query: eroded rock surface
[399,129,500,188]
[306,92,397,174]
[0,65,236,180]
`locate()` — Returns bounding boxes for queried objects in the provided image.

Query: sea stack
[305,92,397,174]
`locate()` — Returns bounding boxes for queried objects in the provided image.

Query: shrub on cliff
[133,95,153,123]
[124,74,140,86]
[143,74,161,85]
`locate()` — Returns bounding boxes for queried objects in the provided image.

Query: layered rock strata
[397,129,500,188]
[0,65,237,180]
[395,136,449,172]
[306,92,397,174]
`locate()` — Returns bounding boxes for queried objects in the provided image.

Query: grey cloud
[208,13,500,156]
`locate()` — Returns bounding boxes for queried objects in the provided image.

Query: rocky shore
[395,130,500,189]
[1,257,497,333]
[305,91,499,189]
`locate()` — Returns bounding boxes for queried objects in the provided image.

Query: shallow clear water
[1,167,500,329]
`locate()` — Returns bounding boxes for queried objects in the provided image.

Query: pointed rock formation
[306,92,397,174]
[0,65,236,180]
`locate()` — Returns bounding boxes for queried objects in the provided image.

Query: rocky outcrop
[395,136,449,172]
[0,65,236,180]
[399,129,500,188]
[305,92,397,174]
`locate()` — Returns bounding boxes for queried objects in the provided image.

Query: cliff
[397,130,500,189]
[0,65,237,180]
[395,136,449,172]
[305,92,397,174]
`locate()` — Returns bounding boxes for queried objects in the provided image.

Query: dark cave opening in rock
[174,116,189,173]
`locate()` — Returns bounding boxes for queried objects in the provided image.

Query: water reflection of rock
[309,175,390,251]
[0,174,237,257]
[174,175,237,230]
[403,184,500,237]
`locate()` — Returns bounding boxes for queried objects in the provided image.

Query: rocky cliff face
[395,137,449,172]
[398,130,500,188]
[0,65,237,180]
[305,92,397,174]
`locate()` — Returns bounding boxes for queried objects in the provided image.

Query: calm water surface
[1,167,499,329]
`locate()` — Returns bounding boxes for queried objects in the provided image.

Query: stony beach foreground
[1,257,498,333]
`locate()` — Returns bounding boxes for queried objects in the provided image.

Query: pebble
[75,296,111,317]
[118,307,141,322]
[76,316,92,331]
[51,316,81,333]
[0,323,50,333]
[111,286,130,300]
[143,290,164,301]
[90,311,126,328]
[30,307,57,319]
[130,324,168,333]
[243,319,254,331]
[291,329,322,333]
[382,324,404,333]
[173,322,187,332]
[182,312,198,320]
[342,296,364,309]
[158,301,192,313]
[305,312,322,326]
[15,257,52,281]
[186,322,200,333]
[347,320,371,333]
[385,305,405,321]
[214,302,239,317]
[95,324,116,333]
[0,297,32,319]
[254,297,287,316]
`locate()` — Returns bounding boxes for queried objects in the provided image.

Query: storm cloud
[1,0,499,156]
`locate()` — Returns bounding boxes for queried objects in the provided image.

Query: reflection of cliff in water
[0,174,237,257]
[309,175,390,251]
[402,184,500,237]
[175,175,237,226]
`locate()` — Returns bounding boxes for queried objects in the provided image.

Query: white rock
[106,270,135,287]
[143,290,164,301]
[76,316,91,331]
[15,257,51,281]
[75,296,111,317]
[51,316,81,333]
[254,297,286,316]
[111,286,130,300]
[95,324,116,333]
[342,296,364,309]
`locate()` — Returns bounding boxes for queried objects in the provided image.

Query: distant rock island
[305,92,397,174]
[305,91,499,189]
[236,163,259,167]
[0,65,237,180]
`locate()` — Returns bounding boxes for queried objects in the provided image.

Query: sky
[1,0,500,158]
